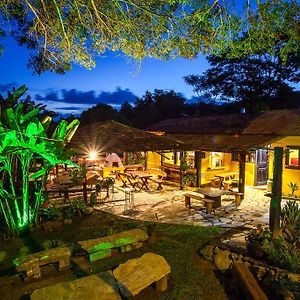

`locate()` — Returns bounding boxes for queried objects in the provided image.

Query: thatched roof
[166,134,279,152]
[147,110,300,152]
[243,110,300,136]
[68,120,184,155]
[147,114,253,134]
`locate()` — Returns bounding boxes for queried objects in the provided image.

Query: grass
[0,211,228,300]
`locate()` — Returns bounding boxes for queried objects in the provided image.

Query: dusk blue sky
[0,37,210,115]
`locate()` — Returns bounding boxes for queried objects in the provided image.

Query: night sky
[0,37,209,116]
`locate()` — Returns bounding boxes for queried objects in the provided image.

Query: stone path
[95,184,283,229]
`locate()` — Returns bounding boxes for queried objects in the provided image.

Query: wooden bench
[184,193,216,213]
[113,252,171,298]
[78,229,148,262]
[232,262,268,300]
[13,247,71,279]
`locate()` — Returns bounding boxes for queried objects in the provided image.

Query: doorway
[255,149,269,185]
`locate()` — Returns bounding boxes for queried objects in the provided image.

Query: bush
[43,239,67,250]
[40,207,62,220]
[246,224,300,273]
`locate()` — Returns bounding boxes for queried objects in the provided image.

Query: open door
[255,149,269,185]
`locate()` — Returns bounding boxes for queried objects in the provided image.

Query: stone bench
[14,246,71,279]
[30,253,170,299]
[232,262,268,300]
[113,252,171,298]
[31,271,121,300]
[78,229,148,262]
[184,193,216,213]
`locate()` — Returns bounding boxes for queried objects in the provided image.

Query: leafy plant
[180,162,190,172]
[182,174,195,186]
[0,86,79,234]
[281,200,300,240]
[64,205,76,219]
[287,182,299,196]
[40,207,62,221]
[43,239,67,250]
[71,198,86,216]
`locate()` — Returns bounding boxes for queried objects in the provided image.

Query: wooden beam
[194,151,202,187]
[179,152,185,190]
[144,151,148,170]
[238,152,246,198]
[269,147,283,238]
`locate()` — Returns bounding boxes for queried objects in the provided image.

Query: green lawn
[0,211,228,300]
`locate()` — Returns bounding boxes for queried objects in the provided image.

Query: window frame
[285,146,300,170]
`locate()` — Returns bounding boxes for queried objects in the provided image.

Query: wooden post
[160,151,164,168]
[174,151,177,165]
[82,158,88,203]
[269,147,283,238]
[238,152,246,199]
[195,151,202,187]
[179,151,185,190]
[144,151,148,171]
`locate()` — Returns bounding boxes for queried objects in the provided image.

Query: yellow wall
[147,151,257,186]
[269,136,300,195]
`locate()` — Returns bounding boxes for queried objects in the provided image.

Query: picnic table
[185,187,243,211]
[214,171,239,189]
[127,171,152,190]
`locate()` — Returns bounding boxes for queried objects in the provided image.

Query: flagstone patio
[95,185,279,229]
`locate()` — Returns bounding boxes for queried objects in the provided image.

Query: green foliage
[182,173,195,185]
[71,198,86,215]
[287,182,300,196]
[180,162,190,172]
[42,239,67,250]
[0,86,79,234]
[246,224,300,273]
[184,49,300,112]
[40,207,62,221]
[281,200,300,240]
[64,205,76,219]
[0,1,298,74]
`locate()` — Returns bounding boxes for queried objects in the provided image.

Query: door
[255,149,269,185]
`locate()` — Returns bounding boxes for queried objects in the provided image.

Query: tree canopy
[184,48,300,112]
[0,0,299,73]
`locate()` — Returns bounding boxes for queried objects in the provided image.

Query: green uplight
[0,85,79,235]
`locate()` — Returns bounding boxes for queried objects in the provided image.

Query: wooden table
[127,171,152,190]
[198,187,243,207]
[198,187,232,207]
[214,172,239,189]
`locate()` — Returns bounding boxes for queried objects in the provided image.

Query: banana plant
[0,85,79,235]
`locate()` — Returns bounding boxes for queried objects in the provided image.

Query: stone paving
[95,183,284,229]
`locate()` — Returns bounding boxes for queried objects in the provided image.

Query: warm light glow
[88,150,98,160]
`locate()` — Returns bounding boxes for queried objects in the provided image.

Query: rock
[214,250,232,270]
[31,271,121,300]
[200,245,215,260]
[113,252,171,298]
[288,272,300,283]
[0,251,7,263]
[64,219,72,225]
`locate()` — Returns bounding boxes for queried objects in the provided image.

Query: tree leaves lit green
[0,1,298,73]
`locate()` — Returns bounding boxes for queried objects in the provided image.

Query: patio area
[94,184,273,229]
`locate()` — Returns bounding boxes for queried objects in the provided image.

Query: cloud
[0,82,18,93]
[55,106,83,111]
[36,87,138,106]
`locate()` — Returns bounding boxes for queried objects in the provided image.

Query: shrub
[43,239,67,250]
[40,207,62,220]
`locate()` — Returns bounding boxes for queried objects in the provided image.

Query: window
[286,146,300,169]
[210,152,224,168]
